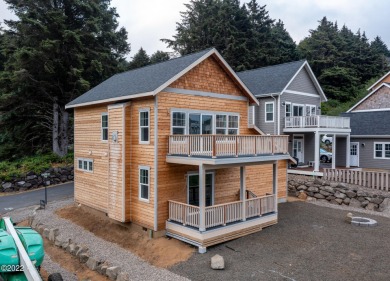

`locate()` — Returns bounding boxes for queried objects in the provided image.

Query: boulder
[343,198,351,205]
[306,196,316,202]
[79,253,89,264]
[1,182,12,189]
[49,228,59,242]
[357,190,369,197]
[334,191,346,200]
[335,198,343,205]
[349,198,361,208]
[345,213,353,223]
[97,262,109,275]
[326,196,336,201]
[17,181,26,187]
[211,254,225,270]
[330,182,338,188]
[298,191,308,200]
[314,178,324,185]
[106,266,121,280]
[86,257,98,271]
[307,186,319,193]
[345,191,357,198]
[297,185,308,191]
[361,200,369,208]
[379,198,390,213]
[116,272,130,281]
[330,199,340,205]
[305,181,314,187]
[337,183,348,189]
[43,228,50,239]
[320,190,330,197]
[370,197,384,205]
[23,182,32,189]
[357,197,366,202]
[366,203,378,211]
[314,193,325,199]
[26,175,37,181]
[76,245,89,256]
[66,243,76,255]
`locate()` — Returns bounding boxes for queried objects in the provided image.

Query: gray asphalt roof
[66,48,213,107]
[341,111,390,135]
[237,60,306,96]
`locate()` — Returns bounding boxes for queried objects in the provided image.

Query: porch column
[332,134,337,169]
[346,135,351,168]
[240,166,246,222]
[199,163,206,232]
[273,161,278,212]
[314,131,320,172]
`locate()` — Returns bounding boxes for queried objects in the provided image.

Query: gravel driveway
[170,201,390,281]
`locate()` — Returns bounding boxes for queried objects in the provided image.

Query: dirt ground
[56,205,195,268]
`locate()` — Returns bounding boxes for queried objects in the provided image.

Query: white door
[350,142,359,167]
[293,139,304,163]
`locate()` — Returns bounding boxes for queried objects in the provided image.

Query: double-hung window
[172,112,186,134]
[215,114,239,134]
[374,143,390,159]
[101,113,108,141]
[78,158,93,172]
[139,109,150,144]
[265,102,274,122]
[216,115,227,134]
[285,102,291,118]
[139,166,150,202]
[228,115,239,135]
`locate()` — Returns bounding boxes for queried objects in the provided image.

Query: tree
[128,47,150,70]
[0,0,129,159]
[150,51,170,64]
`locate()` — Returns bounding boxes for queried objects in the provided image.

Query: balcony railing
[168,194,275,230]
[285,115,350,129]
[168,135,289,158]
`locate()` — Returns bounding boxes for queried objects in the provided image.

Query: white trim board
[283,90,321,98]
[347,83,390,113]
[367,70,390,91]
[351,135,390,138]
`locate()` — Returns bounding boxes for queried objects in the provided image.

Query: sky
[0,0,389,59]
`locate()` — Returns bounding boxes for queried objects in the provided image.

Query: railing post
[183,205,186,226]
[271,137,274,155]
[235,136,238,157]
[223,205,226,226]
[188,136,191,157]
[212,135,216,158]
[254,136,257,156]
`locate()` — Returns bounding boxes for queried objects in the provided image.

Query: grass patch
[0,152,73,181]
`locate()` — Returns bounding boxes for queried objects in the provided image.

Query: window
[293,104,304,116]
[172,112,186,134]
[265,102,274,122]
[228,115,239,135]
[374,143,390,159]
[139,166,150,201]
[78,158,93,172]
[101,113,108,141]
[285,102,291,118]
[306,105,316,116]
[139,109,150,144]
[216,115,227,134]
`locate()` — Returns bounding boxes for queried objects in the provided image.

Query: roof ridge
[237,59,306,75]
[113,47,215,77]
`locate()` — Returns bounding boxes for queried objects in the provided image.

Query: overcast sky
[1,0,389,59]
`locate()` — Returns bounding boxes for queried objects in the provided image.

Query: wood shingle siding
[354,86,390,111]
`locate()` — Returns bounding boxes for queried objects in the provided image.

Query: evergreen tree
[150,51,170,64]
[0,0,130,159]
[128,47,150,70]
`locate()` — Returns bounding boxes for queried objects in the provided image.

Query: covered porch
[166,135,290,253]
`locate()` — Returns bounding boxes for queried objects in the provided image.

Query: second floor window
[172,112,186,134]
[101,113,108,141]
[139,109,150,144]
[265,102,274,122]
[285,103,291,117]
[306,105,316,116]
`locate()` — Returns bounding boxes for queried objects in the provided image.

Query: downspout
[277,95,281,135]
[154,95,159,232]
[271,94,277,135]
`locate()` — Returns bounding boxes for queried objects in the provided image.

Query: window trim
[139,108,150,144]
[101,113,108,142]
[77,158,94,173]
[171,111,186,135]
[139,166,150,202]
[265,102,274,122]
[305,104,316,116]
[285,102,291,118]
[374,142,390,159]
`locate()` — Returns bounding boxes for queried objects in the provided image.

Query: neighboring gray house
[238,60,351,174]
[341,79,390,170]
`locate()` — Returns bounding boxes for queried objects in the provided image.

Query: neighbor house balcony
[284,115,350,133]
[167,135,290,165]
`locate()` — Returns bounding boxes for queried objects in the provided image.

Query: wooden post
[212,135,216,158]
[188,136,191,157]
[314,131,320,172]
[235,136,238,157]
[199,164,206,232]
[346,134,351,168]
[183,205,186,226]
[273,161,278,213]
[240,166,246,221]
[332,134,336,170]
[223,205,226,226]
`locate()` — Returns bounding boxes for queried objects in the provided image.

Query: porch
[284,115,350,130]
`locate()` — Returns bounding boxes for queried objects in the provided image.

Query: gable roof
[367,70,390,91]
[341,111,390,136]
[66,48,258,109]
[347,83,390,112]
[237,60,327,101]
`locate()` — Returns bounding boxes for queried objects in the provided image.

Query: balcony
[284,115,350,133]
[168,135,289,158]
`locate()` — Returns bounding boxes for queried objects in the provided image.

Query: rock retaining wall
[1,166,74,192]
[288,175,390,213]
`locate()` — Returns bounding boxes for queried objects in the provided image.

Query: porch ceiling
[166,153,292,166]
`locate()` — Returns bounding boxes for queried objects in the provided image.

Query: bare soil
[56,205,194,268]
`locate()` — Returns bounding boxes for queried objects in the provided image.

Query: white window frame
[171,111,187,135]
[374,142,390,159]
[265,102,274,122]
[77,158,93,173]
[139,108,150,144]
[285,102,291,118]
[305,104,316,116]
[101,113,108,141]
[139,166,150,202]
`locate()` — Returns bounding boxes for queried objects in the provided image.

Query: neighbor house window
[78,158,93,172]
[101,113,108,141]
[285,102,291,118]
[139,166,150,202]
[172,112,186,134]
[306,105,316,116]
[265,102,274,122]
[139,109,150,144]
[374,143,390,159]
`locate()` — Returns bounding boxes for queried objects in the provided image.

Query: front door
[350,142,359,167]
[188,173,213,207]
[293,138,304,164]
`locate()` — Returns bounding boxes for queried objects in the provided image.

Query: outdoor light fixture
[362,143,365,147]
[317,106,321,110]
[282,102,286,106]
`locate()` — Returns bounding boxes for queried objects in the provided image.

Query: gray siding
[287,132,315,164]
[287,67,320,95]
[279,92,321,133]
[254,97,278,135]
[335,137,347,167]
[351,138,390,170]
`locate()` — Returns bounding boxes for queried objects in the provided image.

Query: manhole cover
[351,217,377,227]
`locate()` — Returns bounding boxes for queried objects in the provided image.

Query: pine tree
[128,47,150,70]
[150,51,170,64]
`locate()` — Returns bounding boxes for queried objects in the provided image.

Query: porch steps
[166,219,277,248]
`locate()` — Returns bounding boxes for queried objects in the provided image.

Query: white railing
[168,194,276,230]
[168,135,288,158]
[285,115,350,129]
[323,168,390,191]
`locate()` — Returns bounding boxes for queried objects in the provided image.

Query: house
[340,71,390,169]
[65,48,293,253]
[237,61,351,174]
